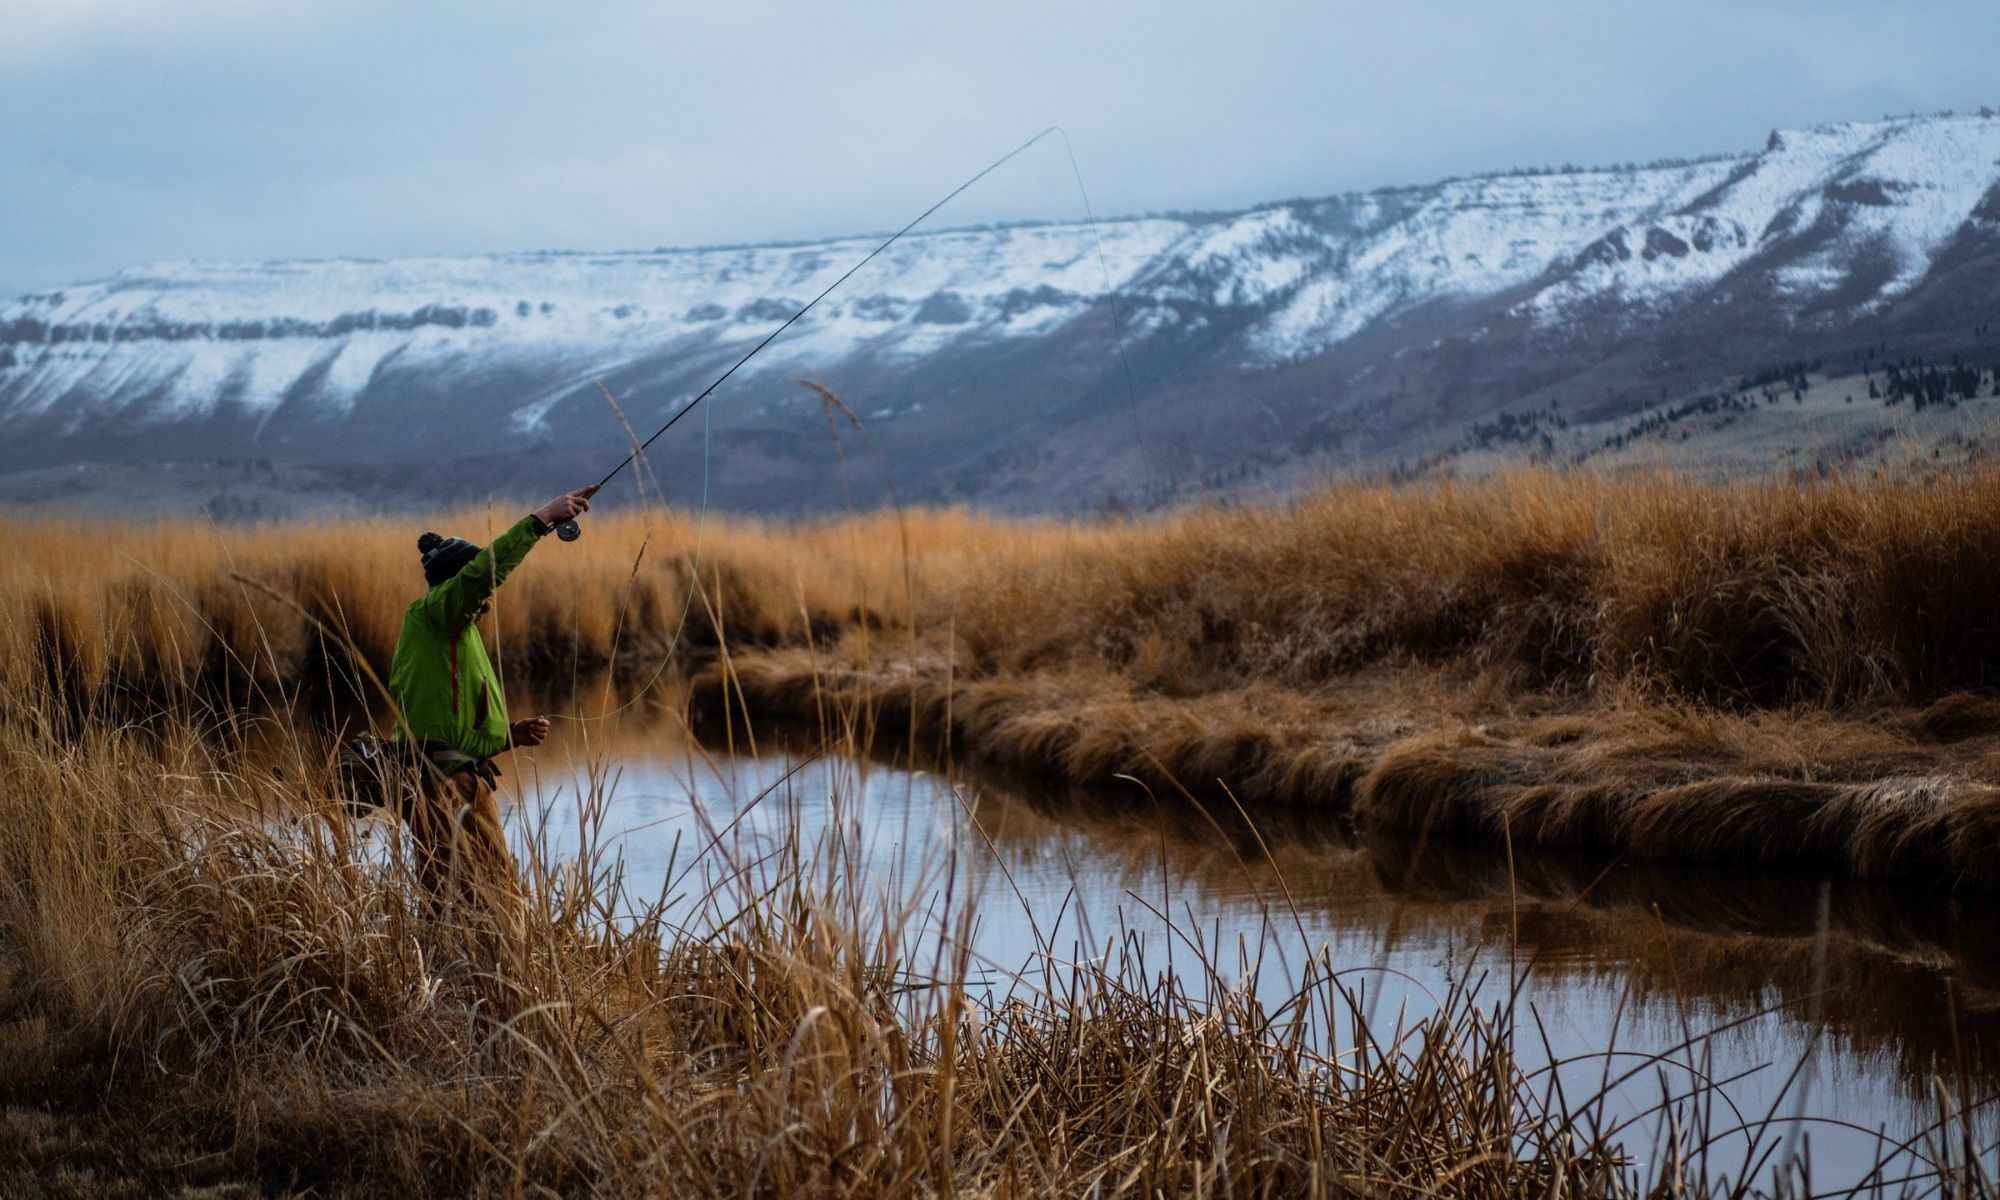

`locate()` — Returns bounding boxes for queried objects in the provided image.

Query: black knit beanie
[417,531,481,587]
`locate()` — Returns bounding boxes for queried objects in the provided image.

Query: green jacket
[388,515,547,759]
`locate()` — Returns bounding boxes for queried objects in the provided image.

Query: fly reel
[556,519,582,542]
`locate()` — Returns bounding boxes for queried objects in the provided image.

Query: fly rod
[554,125,1063,541]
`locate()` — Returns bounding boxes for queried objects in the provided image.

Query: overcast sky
[5,0,1996,298]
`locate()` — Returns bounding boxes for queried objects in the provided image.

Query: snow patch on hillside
[1255,160,1740,357]
[1522,115,2000,319]
[6,112,2000,434]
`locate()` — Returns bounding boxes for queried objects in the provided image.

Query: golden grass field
[17,466,2000,706]
[3,712,1669,1196]
[12,467,2000,884]
[2,468,1999,1193]
[0,596,1720,1197]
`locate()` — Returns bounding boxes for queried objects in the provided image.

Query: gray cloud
[4,0,1997,297]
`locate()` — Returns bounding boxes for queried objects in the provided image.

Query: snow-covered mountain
[6,110,2000,511]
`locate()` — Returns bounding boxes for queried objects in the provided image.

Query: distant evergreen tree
[1950,364,1982,401]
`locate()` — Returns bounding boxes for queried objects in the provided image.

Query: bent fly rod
[552,125,1064,541]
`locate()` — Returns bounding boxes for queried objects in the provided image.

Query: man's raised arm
[424,488,595,630]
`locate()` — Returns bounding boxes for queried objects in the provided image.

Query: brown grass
[16,468,2000,882]
[0,645,1768,1195]
[8,472,2000,1192]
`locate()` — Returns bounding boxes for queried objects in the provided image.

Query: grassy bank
[12,468,2000,882]
[4,477,1999,1193]
[0,672,1732,1196]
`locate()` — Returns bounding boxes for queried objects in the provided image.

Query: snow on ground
[6,113,2000,428]
[1521,115,2000,320]
[1256,159,1743,357]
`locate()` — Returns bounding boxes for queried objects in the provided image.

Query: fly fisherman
[384,486,594,914]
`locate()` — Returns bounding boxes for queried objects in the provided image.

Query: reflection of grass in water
[703,651,2000,884]
[944,770,2000,1107]
[9,609,1995,1193]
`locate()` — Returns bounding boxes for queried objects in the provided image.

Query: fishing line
[580,124,1071,501]
[1052,125,1161,505]
[549,124,1154,728]
[543,382,711,727]
[548,136,1064,728]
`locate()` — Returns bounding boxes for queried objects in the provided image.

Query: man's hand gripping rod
[536,486,597,543]
[556,127,1061,541]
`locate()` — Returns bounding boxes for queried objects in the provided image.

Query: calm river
[492,722,1998,1193]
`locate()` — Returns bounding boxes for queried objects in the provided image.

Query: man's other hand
[534,487,594,529]
[510,716,552,748]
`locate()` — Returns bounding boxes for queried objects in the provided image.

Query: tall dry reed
[18,469,2000,711]
[5,487,2000,1193]
[16,468,2000,885]
[0,611,1825,1197]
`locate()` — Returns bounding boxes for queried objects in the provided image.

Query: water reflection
[500,724,2000,1191]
